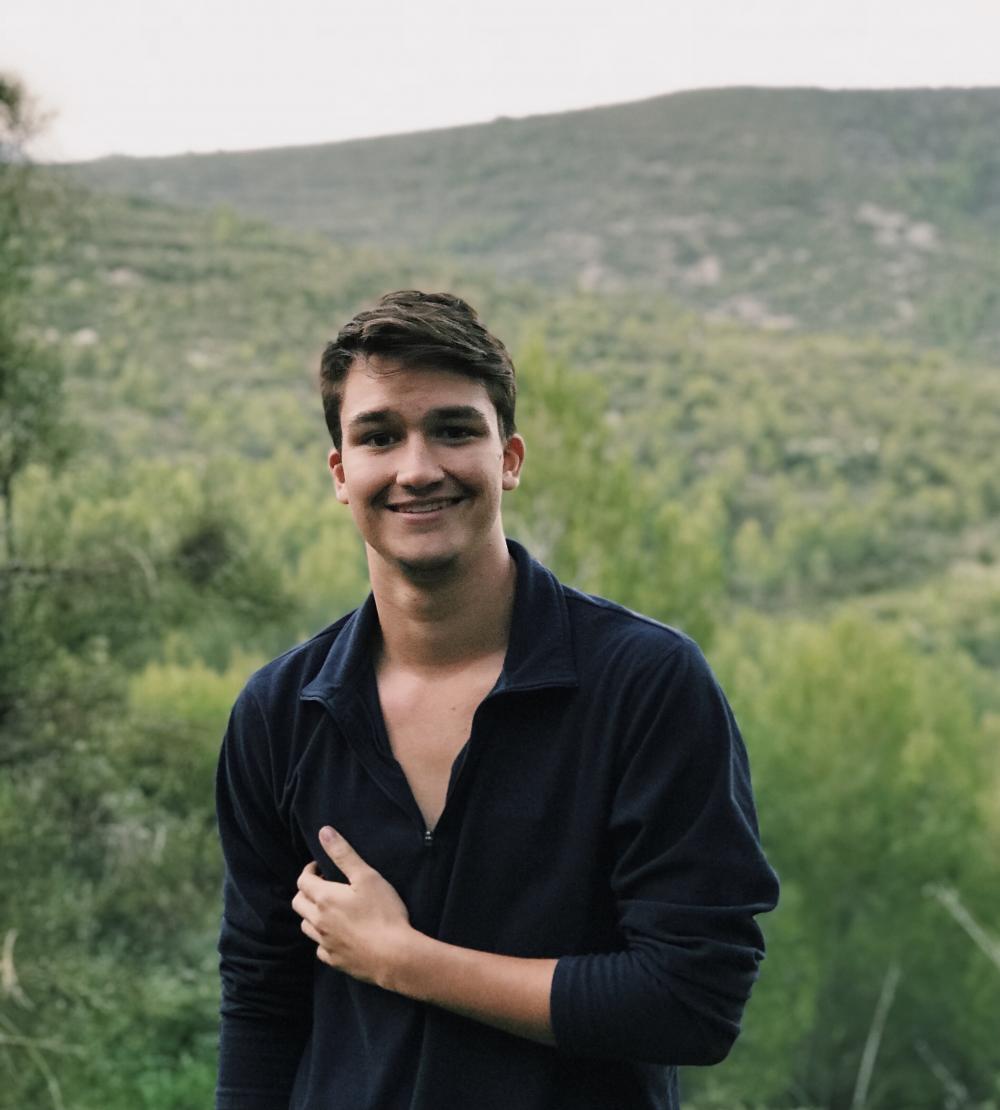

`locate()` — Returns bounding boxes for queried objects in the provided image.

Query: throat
[370,546,517,669]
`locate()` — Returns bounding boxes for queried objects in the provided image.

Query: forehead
[340,358,498,422]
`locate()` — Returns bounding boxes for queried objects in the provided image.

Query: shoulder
[222,610,362,785]
[557,589,746,790]
[562,582,706,682]
[557,582,732,752]
[235,610,357,720]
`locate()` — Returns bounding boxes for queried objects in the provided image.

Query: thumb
[319,826,368,881]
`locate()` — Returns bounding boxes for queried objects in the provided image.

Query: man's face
[328,358,524,578]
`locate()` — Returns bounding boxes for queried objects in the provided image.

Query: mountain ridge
[65,84,999,165]
[63,86,1000,355]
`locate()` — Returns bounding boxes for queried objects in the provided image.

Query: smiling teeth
[392,499,455,514]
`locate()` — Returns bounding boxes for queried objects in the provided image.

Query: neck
[367,536,516,671]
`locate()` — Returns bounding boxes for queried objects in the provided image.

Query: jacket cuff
[550,951,739,1067]
[216,1015,309,1109]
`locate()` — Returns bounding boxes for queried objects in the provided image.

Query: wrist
[378,925,433,997]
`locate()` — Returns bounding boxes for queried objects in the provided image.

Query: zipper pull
[423,828,434,848]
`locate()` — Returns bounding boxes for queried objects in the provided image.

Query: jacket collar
[301,539,578,706]
[496,539,578,693]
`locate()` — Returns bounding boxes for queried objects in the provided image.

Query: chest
[376,659,504,831]
[295,681,620,947]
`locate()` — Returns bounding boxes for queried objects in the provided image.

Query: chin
[395,550,461,581]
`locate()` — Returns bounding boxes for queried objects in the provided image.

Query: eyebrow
[426,406,490,424]
[346,405,490,430]
[347,408,393,429]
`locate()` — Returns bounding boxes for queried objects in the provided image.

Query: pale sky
[6,0,1000,163]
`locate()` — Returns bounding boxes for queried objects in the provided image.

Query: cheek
[343,498,380,545]
[348,504,371,536]
[343,479,376,520]
[337,460,381,506]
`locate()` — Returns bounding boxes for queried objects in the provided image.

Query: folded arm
[293,826,557,1044]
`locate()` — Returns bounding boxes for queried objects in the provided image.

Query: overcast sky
[6,0,1000,163]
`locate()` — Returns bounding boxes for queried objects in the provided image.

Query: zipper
[423,828,434,848]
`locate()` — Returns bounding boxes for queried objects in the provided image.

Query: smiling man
[215,290,779,1110]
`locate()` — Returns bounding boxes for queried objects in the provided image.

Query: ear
[328,447,350,505]
[501,434,525,491]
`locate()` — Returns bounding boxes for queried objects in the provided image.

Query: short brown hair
[319,291,517,449]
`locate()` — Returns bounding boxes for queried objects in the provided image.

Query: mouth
[386,496,465,515]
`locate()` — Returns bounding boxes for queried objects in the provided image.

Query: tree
[700,612,1000,1109]
[0,73,64,564]
[505,337,724,646]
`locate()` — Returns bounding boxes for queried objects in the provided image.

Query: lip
[385,496,465,515]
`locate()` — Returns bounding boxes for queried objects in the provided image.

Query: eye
[361,431,397,448]
[438,425,479,441]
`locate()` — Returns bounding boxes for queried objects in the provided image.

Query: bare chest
[377,659,503,831]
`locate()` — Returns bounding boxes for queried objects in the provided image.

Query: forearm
[384,930,557,1045]
[296,830,559,1045]
[217,1008,310,1110]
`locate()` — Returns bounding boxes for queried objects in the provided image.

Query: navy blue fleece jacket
[216,541,779,1109]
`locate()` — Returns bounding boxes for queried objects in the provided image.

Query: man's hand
[293,825,557,1044]
[292,826,415,988]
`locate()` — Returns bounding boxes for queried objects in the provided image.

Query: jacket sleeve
[215,685,315,1110]
[549,637,779,1066]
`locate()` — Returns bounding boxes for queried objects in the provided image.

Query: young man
[216,290,779,1110]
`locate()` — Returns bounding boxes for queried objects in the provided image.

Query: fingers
[296,860,327,901]
[299,915,335,967]
[318,826,369,881]
[291,889,320,928]
[298,914,322,944]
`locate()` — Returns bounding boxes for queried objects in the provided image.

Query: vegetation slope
[66,87,1000,356]
[2,87,999,1108]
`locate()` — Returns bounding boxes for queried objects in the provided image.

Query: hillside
[4,150,999,1110]
[30,191,1000,624]
[65,87,1000,356]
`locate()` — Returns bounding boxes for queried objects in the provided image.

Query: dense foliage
[2,95,999,1108]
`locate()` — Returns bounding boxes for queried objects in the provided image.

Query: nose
[395,434,445,490]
